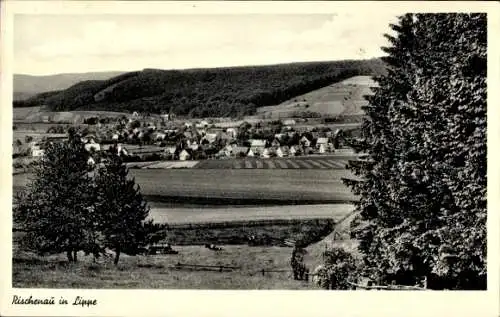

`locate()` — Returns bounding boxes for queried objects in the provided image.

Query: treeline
[14,59,386,117]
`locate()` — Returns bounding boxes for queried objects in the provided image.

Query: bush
[316,247,359,290]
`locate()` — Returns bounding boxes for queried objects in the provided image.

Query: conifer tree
[94,145,163,265]
[344,13,486,289]
[14,129,96,262]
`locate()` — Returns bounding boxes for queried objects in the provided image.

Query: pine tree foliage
[343,13,486,289]
[14,130,95,261]
[95,145,163,265]
[14,133,167,264]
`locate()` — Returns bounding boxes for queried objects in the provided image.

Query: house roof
[317,137,329,144]
[250,139,266,147]
[232,146,249,154]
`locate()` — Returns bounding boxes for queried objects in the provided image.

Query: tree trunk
[114,249,121,266]
[66,250,73,262]
[73,250,78,262]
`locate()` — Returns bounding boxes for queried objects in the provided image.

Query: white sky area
[14,13,399,75]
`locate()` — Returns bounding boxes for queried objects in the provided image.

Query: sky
[14,13,399,75]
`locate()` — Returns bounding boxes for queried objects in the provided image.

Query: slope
[14,59,386,118]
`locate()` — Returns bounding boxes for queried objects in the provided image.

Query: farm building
[246,148,256,157]
[250,139,266,153]
[316,137,329,148]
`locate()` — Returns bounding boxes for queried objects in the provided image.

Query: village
[13,111,348,170]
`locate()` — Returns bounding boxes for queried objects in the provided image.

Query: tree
[94,145,162,265]
[14,130,96,262]
[343,13,486,289]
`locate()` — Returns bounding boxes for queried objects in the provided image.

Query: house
[318,144,327,154]
[132,111,140,117]
[155,132,167,141]
[184,122,193,128]
[250,139,266,154]
[300,136,311,147]
[226,128,238,138]
[202,133,218,144]
[276,146,290,158]
[112,133,119,141]
[165,146,177,155]
[84,139,101,152]
[271,138,281,148]
[261,148,271,158]
[316,137,329,148]
[289,145,299,156]
[179,149,191,161]
[189,143,200,151]
[87,157,96,166]
[232,146,249,157]
[246,148,255,157]
[30,143,45,157]
[282,119,296,126]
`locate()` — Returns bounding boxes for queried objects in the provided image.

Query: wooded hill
[14,59,386,118]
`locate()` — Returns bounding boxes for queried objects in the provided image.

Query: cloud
[18,14,398,74]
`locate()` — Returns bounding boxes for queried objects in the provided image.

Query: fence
[347,281,426,291]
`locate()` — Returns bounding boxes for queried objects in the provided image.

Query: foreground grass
[13,245,318,289]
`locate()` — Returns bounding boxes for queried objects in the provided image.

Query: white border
[1,2,499,317]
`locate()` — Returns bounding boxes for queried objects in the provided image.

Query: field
[13,106,130,123]
[14,169,358,204]
[255,76,377,119]
[129,169,357,203]
[148,203,354,224]
[195,155,356,169]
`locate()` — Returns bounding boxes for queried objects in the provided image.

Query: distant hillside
[14,59,386,118]
[255,75,378,120]
[13,71,125,101]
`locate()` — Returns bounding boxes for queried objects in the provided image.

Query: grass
[130,169,357,203]
[148,203,354,224]
[255,76,377,119]
[13,169,358,203]
[12,245,318,289]
[163,218,336,246]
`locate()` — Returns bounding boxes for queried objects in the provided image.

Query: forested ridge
[14,59,386,118]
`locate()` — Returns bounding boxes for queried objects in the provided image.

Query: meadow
[129,169,358,204]
[255,75,377,119]
[148,203,354,224]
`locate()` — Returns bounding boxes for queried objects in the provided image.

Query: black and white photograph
[1,1,498,316]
